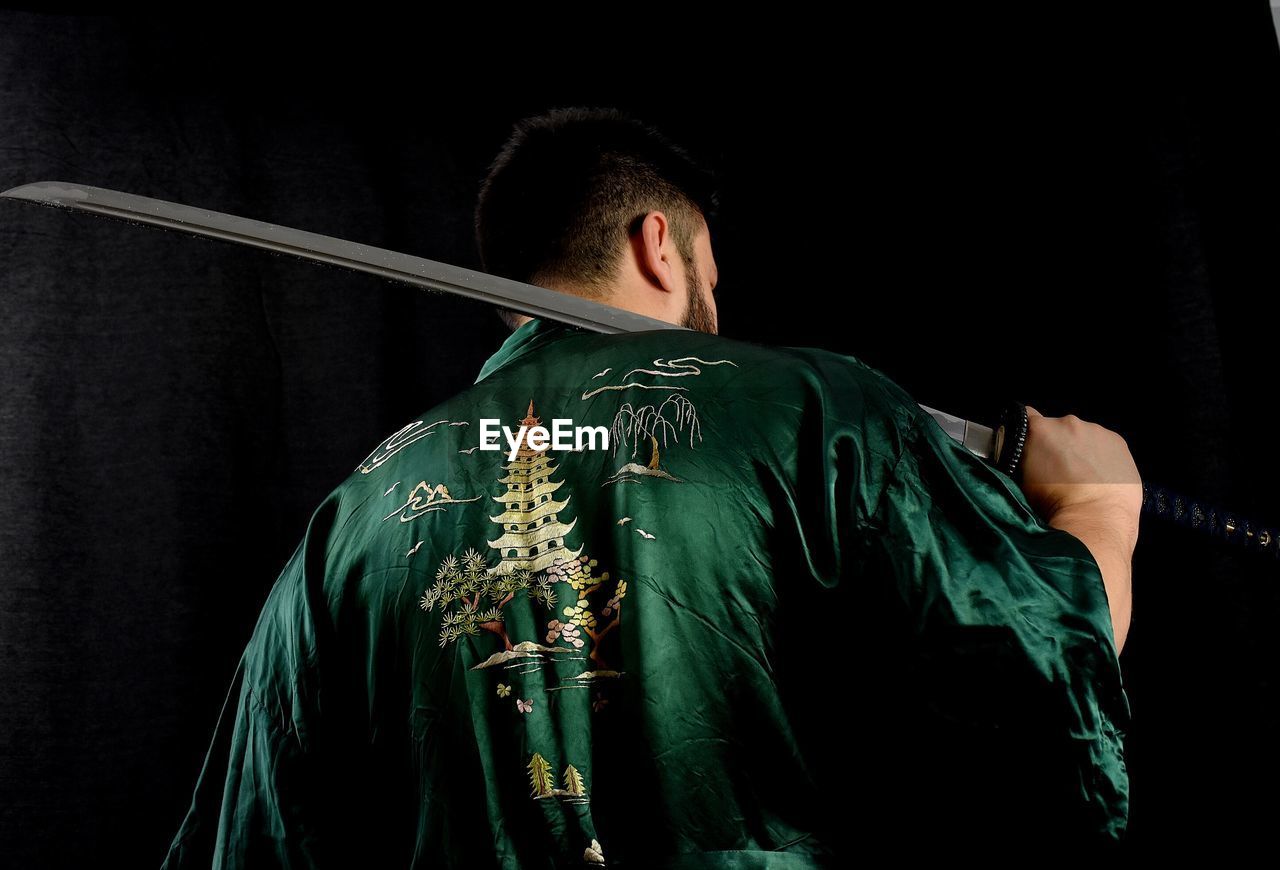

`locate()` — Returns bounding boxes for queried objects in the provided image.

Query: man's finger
[1026,404,1042,418]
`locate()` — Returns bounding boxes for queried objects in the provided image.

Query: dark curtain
[0,8,1276,864]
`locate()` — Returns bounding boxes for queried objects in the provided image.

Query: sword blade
[918,403,998,458]
[1,180,992,455]
[0,180,679,335]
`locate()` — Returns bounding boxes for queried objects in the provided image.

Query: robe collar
[474,316,577,383]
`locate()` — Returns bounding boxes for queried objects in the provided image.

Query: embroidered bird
[458,446,481,454]
[383,482,400,496]
[406,540,424,557]
[635,528,656,540]
[592,367,612,379]
[448,421,470,426]
[616,516,632,526]
[517,698,534,713]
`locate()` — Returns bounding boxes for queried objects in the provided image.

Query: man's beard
[680,260,717,334]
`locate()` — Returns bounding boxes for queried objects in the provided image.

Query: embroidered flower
[547,618,586,648]
[517,698,534,714]
[496,683,511,698]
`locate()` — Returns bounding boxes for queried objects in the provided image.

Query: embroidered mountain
[602,434,683,486]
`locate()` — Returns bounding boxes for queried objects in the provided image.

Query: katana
[3,180,1274,559]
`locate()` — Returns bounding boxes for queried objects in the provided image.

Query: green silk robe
[161,316,1131,868]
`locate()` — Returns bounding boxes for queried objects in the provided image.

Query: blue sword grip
[1141,482,1280,558]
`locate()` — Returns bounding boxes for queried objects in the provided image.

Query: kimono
[160,316,1131,868]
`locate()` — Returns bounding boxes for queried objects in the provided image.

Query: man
[161,107,1139,867]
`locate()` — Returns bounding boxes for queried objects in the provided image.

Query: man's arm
[1021,405,1143,656]
[776,352,1136,844]
[1047,505,1135,654]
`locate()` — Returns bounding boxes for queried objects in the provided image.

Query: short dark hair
[475,106,719,329]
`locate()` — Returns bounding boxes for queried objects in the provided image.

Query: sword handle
[988,401,1280,560]
[1141,482,1280,558]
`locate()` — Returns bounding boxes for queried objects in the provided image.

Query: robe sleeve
[866,406,1133,845]
[161,490,345,869]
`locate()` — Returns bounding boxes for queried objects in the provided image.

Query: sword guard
[992,400,1029,480]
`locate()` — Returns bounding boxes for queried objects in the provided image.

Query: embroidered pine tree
[528,753,555,798]
[419,547,557,649]
[563,765,586,796]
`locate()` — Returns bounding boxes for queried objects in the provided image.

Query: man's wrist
[1045,502,1138,559]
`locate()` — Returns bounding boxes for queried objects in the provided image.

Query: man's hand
[1019,406,1143,542]
[1019,405,1141,653]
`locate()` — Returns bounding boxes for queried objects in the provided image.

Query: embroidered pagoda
[487,400,584,574]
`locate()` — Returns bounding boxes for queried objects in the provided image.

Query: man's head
[475,107,721,334]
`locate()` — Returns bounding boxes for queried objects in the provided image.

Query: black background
[1,7,1277,863]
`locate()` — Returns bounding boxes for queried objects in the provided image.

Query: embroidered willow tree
[419,547,557,649]
[610,394,702,455]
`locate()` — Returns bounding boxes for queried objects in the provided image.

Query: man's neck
[505,285,676,334]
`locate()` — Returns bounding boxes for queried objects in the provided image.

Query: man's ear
[634,211,677,294]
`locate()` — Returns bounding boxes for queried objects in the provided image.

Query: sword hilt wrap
[1141,482,1280,558]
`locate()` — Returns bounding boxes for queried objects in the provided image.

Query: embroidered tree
[528,753,555,798]
[563,765,587,796]
[420,547,557,649]
[544,555,628,667]
[609,394,702,455]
